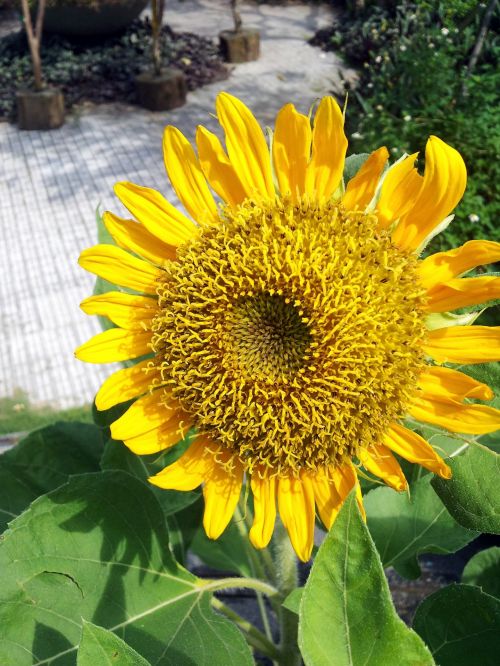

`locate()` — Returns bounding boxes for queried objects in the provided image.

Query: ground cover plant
[313,0,499,254]
[0,17,227,119]
[1,90,499,665]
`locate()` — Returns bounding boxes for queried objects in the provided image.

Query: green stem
[200,576,279,598]
[234,502,275,644]
[212,598,281,661]
[275,525,301,666]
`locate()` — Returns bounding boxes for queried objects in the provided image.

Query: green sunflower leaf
[431,443,500,534]
[101,439,200,517]
[364,475,477,578]
[0,471,254,666]
[0,422,103,533]
[190,518,253,577]
[298,491,434,666]
[413,584,500,666]
[462,547,500,599]
[77,621,151,665]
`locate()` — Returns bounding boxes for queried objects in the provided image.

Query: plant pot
[42,0,149,37]
[219,28,260,63]
[16,87,65,130]
[134,68,187,112]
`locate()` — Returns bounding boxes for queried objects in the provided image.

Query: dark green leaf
[413,584,500,666]
[190,517,253,577]
[432,443,500,534]
[77,621,151,665]
[0,422,103,532]
[101,439,200,517]
[364,475,476,578]
[0,471,253,665]
[462,547,500,599]
[298,492,433,666]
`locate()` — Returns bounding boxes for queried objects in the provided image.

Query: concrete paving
[0,0,355,408]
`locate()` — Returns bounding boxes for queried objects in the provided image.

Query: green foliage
[413,584,500,665]
[432,443,500,533]
[0,422,102,532]
[364,473,477,578]
[77,621,151,666]
[0,471,254,665]
[298,492,433,666]
[462,547,500,599]
[330,0,500,253]
[0,18,226,119]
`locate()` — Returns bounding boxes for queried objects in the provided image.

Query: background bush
[327,0,499,253]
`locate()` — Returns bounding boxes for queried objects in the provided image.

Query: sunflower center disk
[224,293,312,381]
[152,198,427,476]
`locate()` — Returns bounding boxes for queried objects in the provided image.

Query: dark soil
[0,17,228,120]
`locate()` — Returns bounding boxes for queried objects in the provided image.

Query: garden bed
[0,17,228,120]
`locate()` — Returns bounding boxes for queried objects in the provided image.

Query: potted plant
[17,0,65,130]
[134,0,187,111]
[219,0,260,63]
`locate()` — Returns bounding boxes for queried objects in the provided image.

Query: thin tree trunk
[20,0,46,91]
[461,0,497,97]
[231,0,242,32]
[152,0,165,76]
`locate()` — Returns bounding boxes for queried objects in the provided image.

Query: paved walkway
[0,0,355,408]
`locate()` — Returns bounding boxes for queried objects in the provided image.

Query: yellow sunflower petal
[103,211,177,264]
[75,328,151,363]
[418,366,494,402]
[163,126,219,224]
[110,391,173,441]
[376,152,421,229]
[216,92,274,199]
[384,423,451,478]
[148,437,212,491]
[419,240,500,289]
[203,455,244,540]
[305,96,348,201]
[123,416,187,455]
[333,463,365,520]
[249,474,277,549]
[78,245,162,294]
[196,126,246,208]
[358,444,408,492]
[278,474,315,562]
[425,326,500,364]
[392,136,467,251]
[309,467,343,530]
[272,103,312,200]
[114,181,196,245]
[95,360,159,411]
[409,396,500,435]
[425,276,500,313]
[342,146,389,211]
[80,292,157,329]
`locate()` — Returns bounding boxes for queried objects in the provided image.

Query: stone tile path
[0,0,355,408]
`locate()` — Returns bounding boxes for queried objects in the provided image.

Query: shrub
[329,0,500,253]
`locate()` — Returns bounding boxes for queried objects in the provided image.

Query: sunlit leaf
[432,443,500,534]
[77,621,150,665]
[298,491,433,666]
[0,471,253,665]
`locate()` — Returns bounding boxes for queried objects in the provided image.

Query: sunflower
[76,93,500,562]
